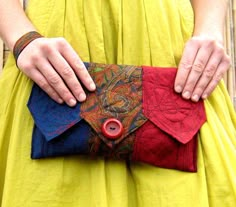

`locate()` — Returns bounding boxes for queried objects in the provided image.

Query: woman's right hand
[17,37,96,107]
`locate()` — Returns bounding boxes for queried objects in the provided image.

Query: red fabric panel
[141,66,206,144]
[132,66,206,172]
[133,121,198,172]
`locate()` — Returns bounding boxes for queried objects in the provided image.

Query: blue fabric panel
[27,63,90,141]
[31,119,91,159]
[28,62,92,159]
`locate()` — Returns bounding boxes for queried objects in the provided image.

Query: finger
[57,39,96,91]
[201,57,230,99]
[26,67,63,104]
[181,44,213,99]
[47,51,87,102]
[175,40,199,93]
[190,51,223,102]
[36,58,77,107]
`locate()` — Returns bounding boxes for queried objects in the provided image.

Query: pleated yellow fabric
[0,0,236,206]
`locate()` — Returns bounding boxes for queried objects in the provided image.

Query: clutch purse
[28,63,206,172]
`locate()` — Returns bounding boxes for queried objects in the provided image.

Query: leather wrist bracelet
[13,31,43,64]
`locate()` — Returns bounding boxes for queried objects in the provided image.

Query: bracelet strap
[13,31,43,63]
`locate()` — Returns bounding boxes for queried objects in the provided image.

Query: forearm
[0,0,36,51]
[190,0,229,42]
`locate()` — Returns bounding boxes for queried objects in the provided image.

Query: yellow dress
[0,0,236,206]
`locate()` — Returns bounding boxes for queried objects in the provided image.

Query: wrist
[192,29,224,45]
[7,27,37,51]
[13,31,43,64]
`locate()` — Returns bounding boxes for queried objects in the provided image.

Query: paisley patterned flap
[80,63,147,148]
[142,66,206,144]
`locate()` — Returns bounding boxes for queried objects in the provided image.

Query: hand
[174,35,230,102]
[17,37,96,107]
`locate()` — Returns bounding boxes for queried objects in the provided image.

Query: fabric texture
[0,0,236,206]
[28,63,206,172]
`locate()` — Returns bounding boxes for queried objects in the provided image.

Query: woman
[0,0,235,206]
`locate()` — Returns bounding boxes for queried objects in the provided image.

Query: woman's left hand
[174,35,231,102]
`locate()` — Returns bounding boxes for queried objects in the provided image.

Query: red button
[101,118,124,139]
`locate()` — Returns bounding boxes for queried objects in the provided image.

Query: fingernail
[89,83,96,91]
[69,98,77,106]
[183,91,191,99]
[175,85,182,93]
[78,93,86,102]
[191,94,199,102]
[202,94,208,99]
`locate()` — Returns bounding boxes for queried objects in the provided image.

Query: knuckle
[183,83,196,93]
[203,39,215,49]
[185,79,196,89]
[39,80,49,90]
[206,39,215,46]
[76,64,85,71]
[75,62,87,73]
[55,37,67,47]
[47,89,58,99]
[73,85,83,96]
[31,54,41,63]
[73,57,81,66]
[48,74,61,85]
[192,62,204,73]
[61,66,74,77]
[203,66,216,78]
[60,90,72,100]
[195,83,205,92]
[40,43,54,55]
[213,72,223,82]
[38,41,47,50]
[208,38,215,44]
[180,60,192,71]
[214,47,224,56]
[18,62,32,71]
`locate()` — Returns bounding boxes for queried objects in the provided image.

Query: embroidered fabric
[28,63,206,172]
